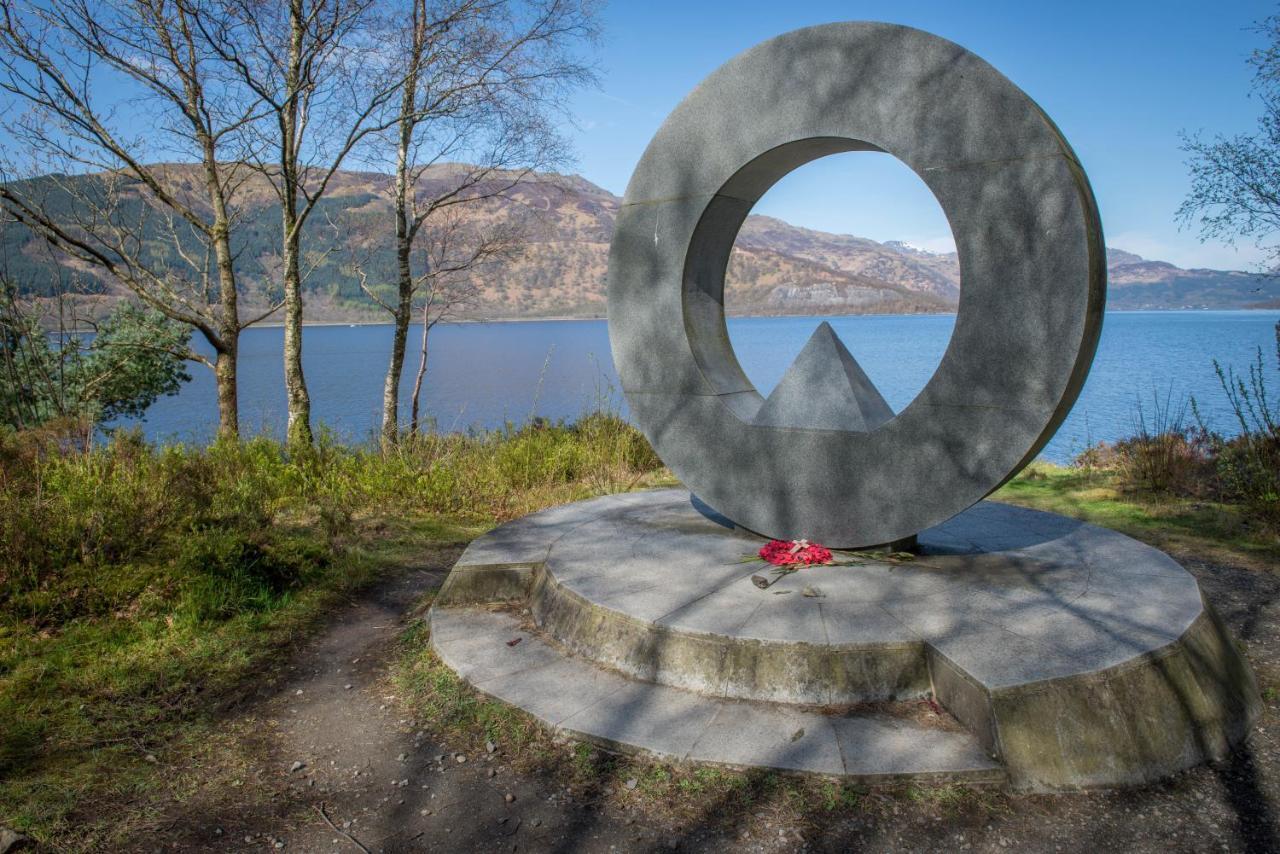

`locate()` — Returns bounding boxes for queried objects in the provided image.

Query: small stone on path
[0,827,30,854]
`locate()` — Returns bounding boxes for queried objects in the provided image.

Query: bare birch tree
[364,0,597,446]
[354,205,516,433]
[1180,12,1280,270]
[0,0,271,438]
[192,0,418,447]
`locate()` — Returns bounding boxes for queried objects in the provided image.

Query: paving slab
[431,607,1002,782]
[687,701,844,775]
[429,609,563,684]
[830,713,1004,781]
[475,654,626,727]
[732,593,830,645]
[455,494,628,568]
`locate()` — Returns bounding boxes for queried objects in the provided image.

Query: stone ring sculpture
[608,21,1106,547]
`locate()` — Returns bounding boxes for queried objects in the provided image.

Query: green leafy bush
[0,295,190,432]
[174,530,324,622]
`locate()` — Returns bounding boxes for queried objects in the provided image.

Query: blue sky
[565,1,1277,269]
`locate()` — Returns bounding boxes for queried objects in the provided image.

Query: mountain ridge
[3,163,1275,320]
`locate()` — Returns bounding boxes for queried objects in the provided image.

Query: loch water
[120,311,1280,465]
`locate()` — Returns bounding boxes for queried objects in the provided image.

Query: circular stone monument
[430,22,1260,791]
[608,20,1105,548]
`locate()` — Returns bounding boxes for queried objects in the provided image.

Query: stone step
[430,607,1006,784]
[433,490,1261,789]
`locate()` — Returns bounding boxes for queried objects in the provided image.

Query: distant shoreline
[257,306,1280,329]
[252,306,1280,330]
[48,306,1280,335]
[257,314,606,328]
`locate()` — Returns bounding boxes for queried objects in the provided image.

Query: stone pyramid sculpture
[752,321,894,432]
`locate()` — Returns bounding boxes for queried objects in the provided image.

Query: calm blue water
[120,311,1280,465]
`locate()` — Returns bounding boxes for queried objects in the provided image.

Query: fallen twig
[315,802,371,854]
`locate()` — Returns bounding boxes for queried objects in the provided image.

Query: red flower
[758,539,833,566]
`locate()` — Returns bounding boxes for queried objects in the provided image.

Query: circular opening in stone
[721,150,960,422]
[686,147,957,430]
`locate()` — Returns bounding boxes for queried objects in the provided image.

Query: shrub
[1193,321,1280,525]
[174,530,325,622]
[0,413,664,627]
[1073,387,1213,495]
[1110,430,1213,496]
[1080,323,1280,530]
[0,294,190,432]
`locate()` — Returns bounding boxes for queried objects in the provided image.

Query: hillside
[1102,249,1277,310]
[2,164,1275,320]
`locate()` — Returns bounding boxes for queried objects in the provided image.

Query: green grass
[0,414,666,847]
[6,413,1275,847]
[995,462,1280,566]
[0,515,473,846]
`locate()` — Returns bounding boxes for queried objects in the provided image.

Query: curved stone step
[429,607,1006,784]
[432,489,1261,790]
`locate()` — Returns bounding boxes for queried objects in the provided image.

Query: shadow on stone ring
[607,22,1107,547]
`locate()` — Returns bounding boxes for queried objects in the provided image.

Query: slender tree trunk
[410,311,430,433]
[380,0,424,450]
[381,99,415,448]
[281,2,312,448]
[210,240,240,440]
[203,142,241,439]
[214,344,238,439]
[381,237,412,447]
[281,222,311,447]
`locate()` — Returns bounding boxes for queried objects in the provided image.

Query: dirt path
[124,544,1280,854]
[135,550,702,853]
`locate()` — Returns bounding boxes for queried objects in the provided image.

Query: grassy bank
[4,400,1278,847]
[0,415,664,845]
[998,462,1280,567]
